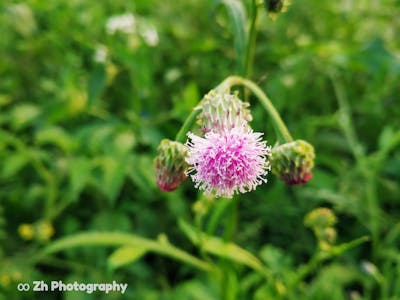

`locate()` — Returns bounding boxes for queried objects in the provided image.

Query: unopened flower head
[270,139,315,185]
[196,91,252,134]
[154,139,188,192]
[264,0,291,18]
[185,124,271,198]
[304,207,337,229]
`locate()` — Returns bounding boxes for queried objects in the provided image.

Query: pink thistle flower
[185,125,271,198]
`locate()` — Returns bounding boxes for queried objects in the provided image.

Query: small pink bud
[270,140,315,186]
[154,139,188,192]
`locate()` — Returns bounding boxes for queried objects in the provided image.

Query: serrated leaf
[108,246,147,270]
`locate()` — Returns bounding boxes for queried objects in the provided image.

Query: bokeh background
[0,0,399,299]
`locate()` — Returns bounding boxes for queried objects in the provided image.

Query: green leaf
[35,126,76,152]
[88,64,106,106]
[1,152,29,177]
[68,156,92,199]
[127,155,156,196]
[172,81,200,120]
[10,103,41,130]
[93,156,126,204]
[178,219,270,277]
[219,0,247,73]
[108,245,148,270]
[38,231,212,272]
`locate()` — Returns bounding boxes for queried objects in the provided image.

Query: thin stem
[244,0,259,79]
[224,197,238,242]
[206,199,231,235]
[329,73,379,259]
[174,76,293,144]
[329,73,364,161]
[174,78,239,143]
[221,197,238,300]
[175,108,201,143]
[220,76,293,143]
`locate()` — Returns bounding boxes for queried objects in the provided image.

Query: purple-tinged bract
[154,139,188,192]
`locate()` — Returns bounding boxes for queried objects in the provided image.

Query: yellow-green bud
[196,91,252,134]
[154,139,188,192]
[18,223,34,240]
[321,227,337,244]
[271,140,315,185]
[304,207,337,229]
[36,221,54,241]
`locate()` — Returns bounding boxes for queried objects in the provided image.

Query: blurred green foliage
[0,0,399,299]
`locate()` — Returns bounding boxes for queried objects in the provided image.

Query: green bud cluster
[304,207,337,251]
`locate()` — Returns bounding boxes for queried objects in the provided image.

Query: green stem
[224,198,238,242]
[220,76,293,143]
[174,78,238,143]
[328,72,379,259]
[244,0,259,79]
[175,108,201,143]
[222,197,238,300]
[206,200,231,235]
[174,76,292,144]
[243,0,259,102]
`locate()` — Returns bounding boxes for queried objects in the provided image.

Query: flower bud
[270,139,315,185]
[196,91,252,134]
[18,223,34,240]
[264,0,291,17]
[154,139,188,192]
[36,221,54,241]
[320,227,337,244]
[304,207,337,229]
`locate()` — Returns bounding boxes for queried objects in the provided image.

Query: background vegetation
[0,0,399,299]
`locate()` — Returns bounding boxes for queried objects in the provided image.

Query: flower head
[154,139,188,192]
[270,139,315,185]
[185,125,271,198]
[196,91,252,134]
